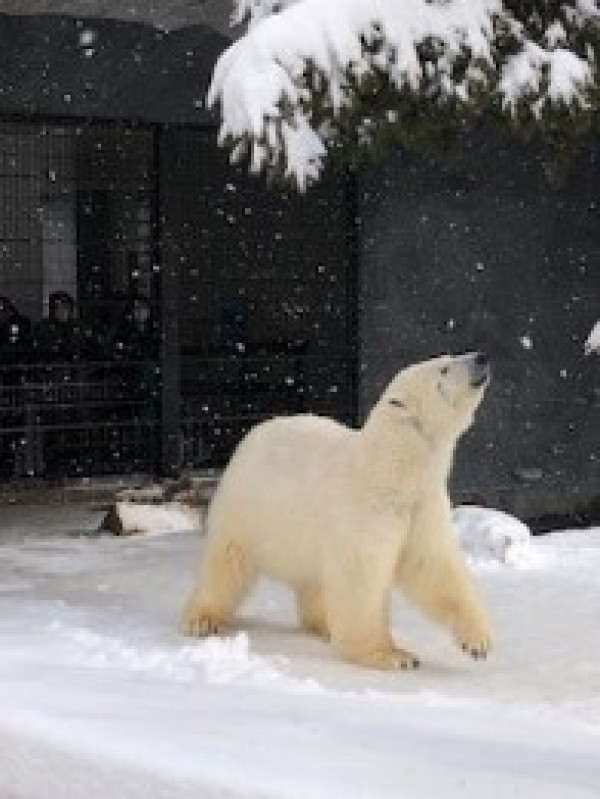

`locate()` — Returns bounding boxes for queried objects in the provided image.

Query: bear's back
[232,413,353,479]
[211,413,355,525]
[207,414,357,580]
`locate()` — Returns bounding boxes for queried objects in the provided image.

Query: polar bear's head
[375,352,490,447]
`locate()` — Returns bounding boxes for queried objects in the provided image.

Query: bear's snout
[468,351,490,388]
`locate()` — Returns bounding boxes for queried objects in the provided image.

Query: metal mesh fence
[0,120,159,479]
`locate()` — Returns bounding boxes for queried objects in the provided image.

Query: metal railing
[180,344,308,467]
[0,361,159,480]
[1,347,351,479]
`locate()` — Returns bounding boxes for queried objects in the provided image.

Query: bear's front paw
[390,647,421,670]
[349,646,420,671]
[454,616,492,660]
[181,602,227,638]
[460,639,490,660]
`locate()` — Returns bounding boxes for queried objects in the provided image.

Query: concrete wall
[358,136,599,520]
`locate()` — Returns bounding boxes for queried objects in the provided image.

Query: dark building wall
[358,137,599,519]
[0,13,224,124]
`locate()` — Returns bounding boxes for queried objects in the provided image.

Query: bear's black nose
[469,351,490,387]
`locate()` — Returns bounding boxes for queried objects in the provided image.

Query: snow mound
[47,622,322,693]
[49,622,275,683]
[453,506,548,569]
[534,528,600,574]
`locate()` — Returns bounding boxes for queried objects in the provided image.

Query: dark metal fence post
[344,167,361,428]
[155,127,182,477]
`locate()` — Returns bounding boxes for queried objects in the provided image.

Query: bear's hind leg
[182,534,256,637]
[295,583,329,640]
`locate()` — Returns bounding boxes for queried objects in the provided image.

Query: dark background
[0,12,598,522]
[358,137,599,518]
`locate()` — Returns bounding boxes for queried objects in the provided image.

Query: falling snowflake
[79,29,96,47]
[519,335,533,350]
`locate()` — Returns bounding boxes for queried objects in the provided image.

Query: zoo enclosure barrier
[0,360,159,480]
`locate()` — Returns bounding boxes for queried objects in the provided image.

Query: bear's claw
[344,645,420,671]
[461,642,487,660]
[393,648,420,670]
[181,606,226,638]
[400,657,420,670]
[453,611,492,661]
[375,647,420,670]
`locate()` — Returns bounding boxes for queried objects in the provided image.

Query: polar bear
[182,352,492,670]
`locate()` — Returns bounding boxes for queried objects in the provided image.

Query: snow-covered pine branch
[585,320,600,354]
[208,0,599,188]
[231,0,300,29]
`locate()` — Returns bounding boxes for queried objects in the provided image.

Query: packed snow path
[0,505,599,798]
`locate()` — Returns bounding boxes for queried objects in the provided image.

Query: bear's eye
[389,398,406,409]
[440,366,449,376]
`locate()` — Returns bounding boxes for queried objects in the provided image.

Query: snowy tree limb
[208,0,599,188]
[585,320,600,354]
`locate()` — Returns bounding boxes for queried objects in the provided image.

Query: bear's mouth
[468,352,491,389]
[470,368,490,389]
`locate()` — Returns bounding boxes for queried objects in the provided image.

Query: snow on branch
[208,0,599,188]
[585,320,600,354]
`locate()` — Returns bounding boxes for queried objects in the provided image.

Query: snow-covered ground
[0,504,599,798]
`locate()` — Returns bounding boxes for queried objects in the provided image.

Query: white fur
[183,354,492,669]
